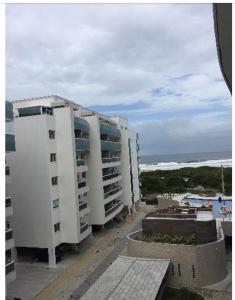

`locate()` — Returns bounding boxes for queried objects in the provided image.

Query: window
[54,222,60,232]
[49,130,55,139]
[51,176,58,185]
[82,172,86,179]
[50,153,56,162]
[83,192,88,197]
[53,199,59,208]
[5,166,10,176]
[78,195,81,199]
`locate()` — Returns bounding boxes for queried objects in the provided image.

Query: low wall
[142,219,217,244]
[127,230,227,288]
[221,221,232,237]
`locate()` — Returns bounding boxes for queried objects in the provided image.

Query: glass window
[5,166,10,176]
[50,153,56,162]
[53,199,59,208]
[49,130,55,139]
[54,222,60,232]
[51,176,58,185]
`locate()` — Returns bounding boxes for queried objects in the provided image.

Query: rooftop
[80,256,170,300]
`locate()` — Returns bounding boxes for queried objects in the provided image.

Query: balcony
[102,157,120,164]
[6,197,11,207]
[6,101,14,120]
[100,123,121,138]
[78,180,86,189]
[75,138,90,151]
[103,172,120,181]
[5,260,15,275]
[79,202,87,211]
[80,223,89,234]
[101,141,121,151]
[74,117,89,132]
[77,159,85,167]
[6,229,13,241]
[105,201,123,217]
[104,186,121,199]
[6,134,16,152]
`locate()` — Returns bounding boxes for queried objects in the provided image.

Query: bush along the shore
[140,166,232,196]
[136,233,196,245]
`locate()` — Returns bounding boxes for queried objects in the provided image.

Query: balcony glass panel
[103,172,120,181]
[6,134,16,152]
[77,159,85,167]
[104,186,121,199]
[102,157,120,163]
[100,124,121,138]
[80,223,89,233]
[18,106,42,117]
[101,141,121,151]
[74,117,89,132]
[6,229,13,241]
[6,198,11,207]
[5,261,14,275]
[78,180,86,189]
[105,201,123,217]
[6,101,14,120]
[75,138,90,151]
[79,202,87,211]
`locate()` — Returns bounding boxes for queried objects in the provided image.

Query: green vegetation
[162,287,205,300]
[136,233,196,245]
[141,166,232,196]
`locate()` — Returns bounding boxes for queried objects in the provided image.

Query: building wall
[84,115,105,225]
[9,115,56,248]
[127,230,227,288]
[53,106,79,243]
[111,117,140,212]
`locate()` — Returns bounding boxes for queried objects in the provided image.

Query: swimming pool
[184,198,232,219]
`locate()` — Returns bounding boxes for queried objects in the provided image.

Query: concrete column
[48,247,56,268]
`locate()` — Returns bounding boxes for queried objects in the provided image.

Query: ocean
[140,151,232,171]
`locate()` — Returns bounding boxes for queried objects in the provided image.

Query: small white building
[5,101,16,286]
[9,95,140,266]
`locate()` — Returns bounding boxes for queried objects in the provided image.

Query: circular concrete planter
[127,230,227,288]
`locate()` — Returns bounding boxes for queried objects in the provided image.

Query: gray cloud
[136,111,232,155]
[6,4,231,155]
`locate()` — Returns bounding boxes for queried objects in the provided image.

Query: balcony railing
[74,117,89,132]
[77,159,85,167]
[6,197,12,207]
[100,123,121,138]
[6,134,16,152]
[105,201,123,217]
[6,229,13,241]
[104,186,122,199]
[79,202,87,211]
[5,261,15,275]
[80,223,89,234]
[75,138,90,151]
[103,172,120,181]
[102,157,120,164]
[101,141,121,151]
[78,180,86,189]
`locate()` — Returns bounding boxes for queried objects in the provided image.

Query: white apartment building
[5,101,16,286]
[9,95,140,267]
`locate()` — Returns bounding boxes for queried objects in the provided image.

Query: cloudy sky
[6,4,231,156]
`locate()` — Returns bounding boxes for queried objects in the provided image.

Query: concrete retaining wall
[127,230,227,288]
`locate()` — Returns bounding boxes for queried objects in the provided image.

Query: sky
[6,4,232,156]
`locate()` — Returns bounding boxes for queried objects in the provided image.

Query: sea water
[140,150,232,170]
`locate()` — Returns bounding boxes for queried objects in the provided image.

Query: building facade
[10,96,140,266]
[5,101,16,286]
